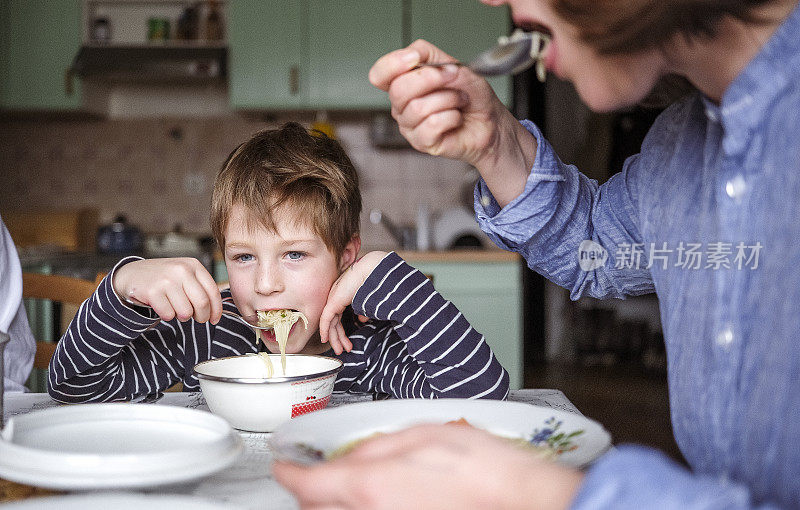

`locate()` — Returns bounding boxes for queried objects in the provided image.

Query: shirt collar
[703,0,800,156]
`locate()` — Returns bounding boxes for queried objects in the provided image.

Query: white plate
[0,492,240,510]
[270,399,611,468]
[0,403,243,490]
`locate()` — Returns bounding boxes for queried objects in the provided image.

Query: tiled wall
[0,114,476,251]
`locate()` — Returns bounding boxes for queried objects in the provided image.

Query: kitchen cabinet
[402,253,523,389]
[0,0,82,111]
[306,0,402,109]
[229,0,402,110]
[409,0,512,106]
[228,0,510,110]
[214,250,523,389]
[228,1,308,109]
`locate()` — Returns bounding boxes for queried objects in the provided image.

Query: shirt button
[480,194,491,207]
[725,176,747,200]
[716,327,734,347]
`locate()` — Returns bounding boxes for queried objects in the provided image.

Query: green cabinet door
[0,0,82,111]
[228,0,309,109]
[307,0,402,109]
[229,0,401,110]
[408,260,523,390]
[409,0,512,106]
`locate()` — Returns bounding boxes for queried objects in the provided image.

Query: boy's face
[223,202,359,355]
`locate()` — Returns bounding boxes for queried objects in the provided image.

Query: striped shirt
[47,251,509,402]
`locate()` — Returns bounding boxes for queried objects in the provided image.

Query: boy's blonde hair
[211,122,361,260]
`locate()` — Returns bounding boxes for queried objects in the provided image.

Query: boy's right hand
[112,258,222,325]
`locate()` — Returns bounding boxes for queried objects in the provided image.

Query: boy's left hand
[320,251,388,354]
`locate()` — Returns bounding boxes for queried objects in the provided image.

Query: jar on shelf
[90,17,111,43]
[148,17,171,42]
[203,0,224,41]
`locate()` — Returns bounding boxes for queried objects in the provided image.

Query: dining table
[0,390,583,509]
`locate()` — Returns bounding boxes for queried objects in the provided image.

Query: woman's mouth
[510,19,556,78]
[543,38,558,75]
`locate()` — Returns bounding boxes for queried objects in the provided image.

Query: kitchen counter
[213,248,520,264]
[19,251,136,280]
[20,250,214,280]
[396,249,520,263]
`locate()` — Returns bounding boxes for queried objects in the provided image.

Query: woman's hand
[273,422,584,510]
[112,257,222,325]
[318,251,388,355]
[369,40,538,208]
[369,40,507,166]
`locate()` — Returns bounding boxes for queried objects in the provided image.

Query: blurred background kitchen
[0,0,681,461]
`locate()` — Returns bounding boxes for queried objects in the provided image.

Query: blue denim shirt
[475,4,800,508]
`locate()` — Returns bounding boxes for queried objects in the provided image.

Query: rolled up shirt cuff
[570,445,752,509]
[474,119,566,249]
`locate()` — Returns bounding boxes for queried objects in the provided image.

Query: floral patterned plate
[269,399,611,468]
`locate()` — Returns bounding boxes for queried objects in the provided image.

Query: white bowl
[193,354,343,432]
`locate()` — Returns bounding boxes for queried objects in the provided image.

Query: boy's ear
[340,234,361,271]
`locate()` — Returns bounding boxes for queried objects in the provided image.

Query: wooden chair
[22,273,100,369]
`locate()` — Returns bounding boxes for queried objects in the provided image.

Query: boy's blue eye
[234,253,254,262]
[287,251,304,260]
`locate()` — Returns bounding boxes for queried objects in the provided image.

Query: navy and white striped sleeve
[349,251,509,400]
[47,256,184,403]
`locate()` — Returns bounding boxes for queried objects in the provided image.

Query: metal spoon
[417,30,550,80]
[124,296,273,331]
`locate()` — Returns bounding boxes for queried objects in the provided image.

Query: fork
[126,297,273,331]
[221,297,273,330]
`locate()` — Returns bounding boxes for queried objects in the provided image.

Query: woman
[274,0,800,507]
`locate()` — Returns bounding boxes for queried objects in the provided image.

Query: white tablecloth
[2,390,580,509]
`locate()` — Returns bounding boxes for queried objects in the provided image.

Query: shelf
[83,41,227,50]
[82,0,227,46]
[71,45,227,82]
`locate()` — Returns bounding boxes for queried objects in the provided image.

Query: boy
[48,123,509,402]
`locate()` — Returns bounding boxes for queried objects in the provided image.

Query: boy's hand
[319,251,388,355]
[112,258,223,325]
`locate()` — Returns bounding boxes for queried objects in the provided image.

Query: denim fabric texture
[475,3,800,507]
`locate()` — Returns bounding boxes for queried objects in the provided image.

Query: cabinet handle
[289,65,299,95]
[64,68,74,96]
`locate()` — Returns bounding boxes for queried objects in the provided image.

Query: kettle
[97,214,143,255]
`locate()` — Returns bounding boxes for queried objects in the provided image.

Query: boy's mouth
[259,323,301,346]
[259,329,276,344]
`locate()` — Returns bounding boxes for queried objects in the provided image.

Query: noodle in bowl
[193,354,343,432]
